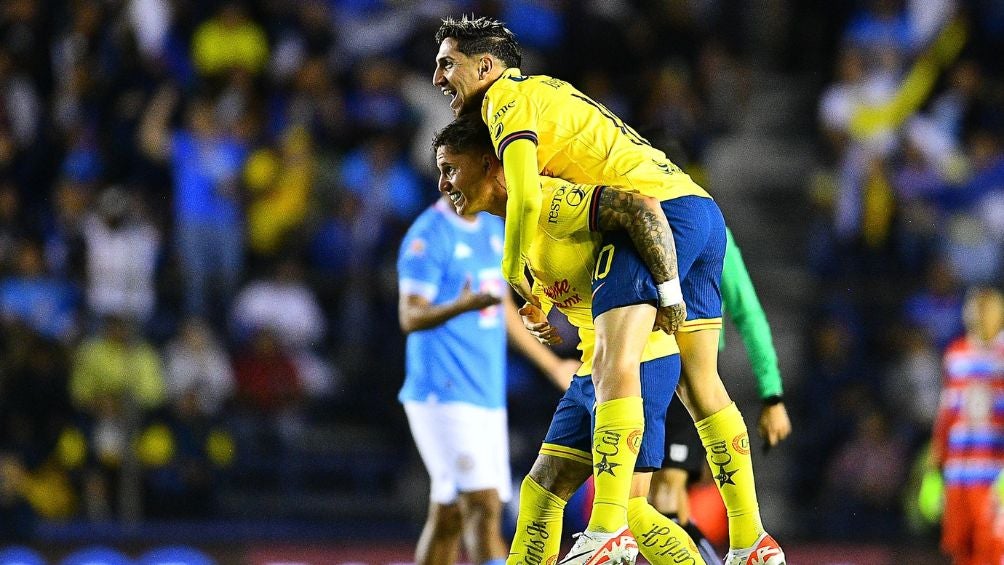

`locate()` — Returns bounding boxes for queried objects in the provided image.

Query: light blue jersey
[397,200,507,409]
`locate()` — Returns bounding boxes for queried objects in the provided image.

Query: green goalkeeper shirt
[720,227,783,399]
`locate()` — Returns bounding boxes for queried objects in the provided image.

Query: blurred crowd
[0,0,1000,548]
[802,0,1004,542]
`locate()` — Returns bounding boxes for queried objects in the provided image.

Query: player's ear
[482,153,493,173]
[478,55,492,79]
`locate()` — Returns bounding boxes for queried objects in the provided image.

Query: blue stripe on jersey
[943,463,1003,485]
[397,203,507,408]
[497,130,538,158]
[945,356,1004,379]
[948,429,1004,450]
[940,392,1004,412]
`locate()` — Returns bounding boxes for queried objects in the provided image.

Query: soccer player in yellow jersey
[434,113,707,565]
[432,16,784,565]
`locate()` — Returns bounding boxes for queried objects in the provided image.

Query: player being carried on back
[432,16,784,565]
[434,113,707,565]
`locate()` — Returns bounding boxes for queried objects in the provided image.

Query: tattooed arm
[593,187,687,334]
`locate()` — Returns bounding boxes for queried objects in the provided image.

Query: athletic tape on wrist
[656,278,683,307]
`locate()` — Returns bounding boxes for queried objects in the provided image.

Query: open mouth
[442,87,459,111]
[449,191,465,209]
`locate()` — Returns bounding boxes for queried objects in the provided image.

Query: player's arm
[721,228,790,447]
[930,359,953,470]
[849,18,966,140]
[398,278,501,334]
[499,139,541,304]
[503,292,578,391]
[139,85,178,162]
[591,187,686,334]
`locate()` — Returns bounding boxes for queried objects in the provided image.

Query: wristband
[762,395,784,406]
[656,278,683,307]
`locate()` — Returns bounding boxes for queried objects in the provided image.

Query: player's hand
[456,277,502,312]
[654,303,687,335]
[519,302,562,345]
[758,402,792,449]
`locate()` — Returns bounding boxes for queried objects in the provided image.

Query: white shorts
[404,400,512,504]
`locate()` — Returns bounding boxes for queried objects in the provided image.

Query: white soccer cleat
[725,532,786,565]
[557,525,639,565]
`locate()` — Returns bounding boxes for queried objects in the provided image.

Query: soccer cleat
[557,525,638,565]
[724,532,785,565]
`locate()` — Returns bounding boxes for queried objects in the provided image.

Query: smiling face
[433,38,490,116]
[435,145,506,216]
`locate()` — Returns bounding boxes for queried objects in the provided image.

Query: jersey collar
[500,67,523,79]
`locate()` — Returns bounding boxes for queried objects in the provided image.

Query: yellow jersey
[530,177,679,376]
[482,68,711,200]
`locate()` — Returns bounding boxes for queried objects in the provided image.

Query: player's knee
[591,350,637,388]
[528,454,590,500]
[428,501,463,536]
[460,489,502,521]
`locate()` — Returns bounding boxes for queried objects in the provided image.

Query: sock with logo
[506,475,566,565]
[586,397,644,533]
[628,497,706,564]
[695,402,763,549]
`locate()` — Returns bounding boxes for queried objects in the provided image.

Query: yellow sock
[627,497,706,565]
[695,402,763,548]
[586,397,644,533]
[507,476,566,565]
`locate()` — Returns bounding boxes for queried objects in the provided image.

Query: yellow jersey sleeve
[499,139,542,287]
[483,78,540,158]
[483,85,544,287]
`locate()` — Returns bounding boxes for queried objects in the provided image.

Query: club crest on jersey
[565,187,585,206]
[407,238,426,257]
[493,122,504,140]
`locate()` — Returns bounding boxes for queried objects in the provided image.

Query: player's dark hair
[432,113,494,156]
[435,16,521,69]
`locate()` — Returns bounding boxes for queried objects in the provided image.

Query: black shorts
[662,397,705,481]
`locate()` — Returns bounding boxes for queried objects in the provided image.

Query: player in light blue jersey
[398,195,578,565]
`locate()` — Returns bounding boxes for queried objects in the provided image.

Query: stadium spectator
[230,327,305,456]
[81,186,160,324]
[823,405,910,538]
[243,125,315,261]
[144,317,235,518]
[139,86,248,318]
[191,2,269,78]
[69,315,165,519]
[163,316,235,418]
[0,240,79,343]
